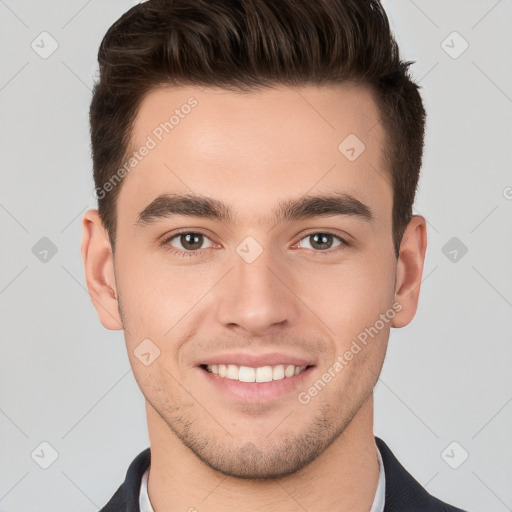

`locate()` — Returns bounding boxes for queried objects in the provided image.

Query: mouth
[201,363,310,383]
[199,359,315,402]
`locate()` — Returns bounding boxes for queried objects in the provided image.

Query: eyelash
[161,230,350,258]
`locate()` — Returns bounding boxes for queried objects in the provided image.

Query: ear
[391,215,428,328]
[81,209,123,330]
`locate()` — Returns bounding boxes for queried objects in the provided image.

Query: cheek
[291,253,395,337]
[130,358,194,417]
[115,251,219,347]
[115,246,173,318]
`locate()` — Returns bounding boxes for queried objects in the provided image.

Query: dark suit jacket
[100,437,468,511]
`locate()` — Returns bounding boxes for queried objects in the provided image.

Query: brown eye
[298,233,343,251]
[168,232,213,251]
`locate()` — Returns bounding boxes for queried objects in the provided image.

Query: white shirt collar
[370,442,386,512]
[139,466,153,512]
[139,443,385,512]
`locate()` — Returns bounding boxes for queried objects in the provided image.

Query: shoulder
[99,448,151,512]
[375,437,468,512]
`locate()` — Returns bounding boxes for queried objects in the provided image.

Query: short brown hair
[90,0,426,256]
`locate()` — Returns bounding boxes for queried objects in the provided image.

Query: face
[84,83,425,479]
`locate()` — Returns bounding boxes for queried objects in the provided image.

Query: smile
[205,364,308,383]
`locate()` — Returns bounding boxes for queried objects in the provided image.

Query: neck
[146,395,379,512]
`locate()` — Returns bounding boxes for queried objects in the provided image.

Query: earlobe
[81,209,123,330]
[391,215,427,328]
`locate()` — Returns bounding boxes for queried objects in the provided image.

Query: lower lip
[200,366,314,402]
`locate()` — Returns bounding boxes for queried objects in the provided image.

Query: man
[81,0,467,510]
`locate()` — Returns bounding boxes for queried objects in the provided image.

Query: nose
[214,244,300,337]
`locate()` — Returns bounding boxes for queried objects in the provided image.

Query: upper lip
[200,352,315,368]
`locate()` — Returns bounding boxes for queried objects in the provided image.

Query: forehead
[118,83,391,225]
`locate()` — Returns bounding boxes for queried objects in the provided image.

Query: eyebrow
[135,192,374,227]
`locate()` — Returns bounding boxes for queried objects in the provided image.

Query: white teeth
[239,366,256,382]
[255,366,273,383]
[226,364,239,379]
[284,365,295,378]
[272,365,285,380]
[206,363,307,382]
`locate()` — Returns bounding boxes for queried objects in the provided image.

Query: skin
[82,83,427,511]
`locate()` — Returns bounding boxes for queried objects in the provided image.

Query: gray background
[1,0,511,511]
